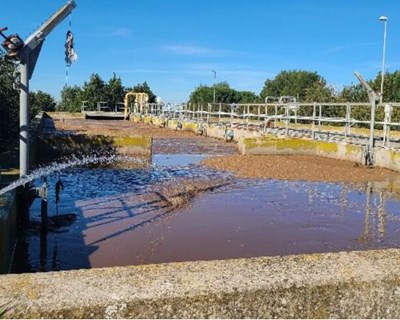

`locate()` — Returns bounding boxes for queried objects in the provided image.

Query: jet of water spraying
[0,154,148,196]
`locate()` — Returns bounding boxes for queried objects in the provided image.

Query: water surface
[11,159,400,273]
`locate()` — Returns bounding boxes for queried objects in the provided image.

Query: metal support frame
[383,103,392,147]
[2,0,76,177]
[354,71,381,165]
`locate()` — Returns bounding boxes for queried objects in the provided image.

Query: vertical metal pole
[312,102,316,139]
[318,104,322,129]
[285,106,289,136]
[380,17,388,104]
[369,96,376,153]
[264,104,268,132]
[230,104,233,126]
[245,105,250,130]
[212,70,216,104]
[383,104,392,147]
[345,103,350,137]
[19,60,30,178]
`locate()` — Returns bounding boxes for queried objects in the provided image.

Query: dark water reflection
[10,159,400,273]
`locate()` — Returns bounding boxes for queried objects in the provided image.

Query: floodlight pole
[212,70,216,104]
[379,16,388,104]
[15,0,76,177]
[354,71,381,165]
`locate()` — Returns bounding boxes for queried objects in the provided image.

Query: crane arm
[23,0,76,52]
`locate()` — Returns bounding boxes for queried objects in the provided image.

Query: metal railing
[131,101,400,148]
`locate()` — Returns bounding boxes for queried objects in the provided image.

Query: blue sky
[1,0,400,103]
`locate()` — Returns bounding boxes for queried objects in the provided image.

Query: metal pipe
[312,102,316,139]
[19,60,29,177]
[368,96,376,153]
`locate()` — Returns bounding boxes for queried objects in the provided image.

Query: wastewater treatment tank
[7,131,400,273]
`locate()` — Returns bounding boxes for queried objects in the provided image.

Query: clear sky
[1,0,400,103]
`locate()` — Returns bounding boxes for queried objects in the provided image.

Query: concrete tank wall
[137,116,400,171]
[3,114,400,316]
[2,249,400,318]
[240,135,400,171]
[0,112,49,274]
[39,134,153,159]
[135,116,392,169]
[0,190,17,274]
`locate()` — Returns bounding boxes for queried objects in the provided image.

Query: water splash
[0,154,148,196]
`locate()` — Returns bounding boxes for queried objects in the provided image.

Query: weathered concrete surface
[375,147,400,172]
[0,113,46,274]
[39,114,153,160]
[239,136,365,162]
[0,190,17,274]
[139,116,400,171]
[39,134,152,159]
[239,135,400,171]
[2,249,400,318]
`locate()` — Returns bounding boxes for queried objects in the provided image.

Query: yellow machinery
[124,92,149,120]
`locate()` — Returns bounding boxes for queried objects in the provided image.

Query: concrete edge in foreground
[1,249,400,318]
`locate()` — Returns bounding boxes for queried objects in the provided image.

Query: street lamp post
[379,15,388,104]
[212,70,216,103]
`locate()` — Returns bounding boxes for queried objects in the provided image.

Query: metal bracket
[224,126,234,142]
[28,181,48,205]
[354,71,381,166]
[364,145,374,166]
[13,69,21,91]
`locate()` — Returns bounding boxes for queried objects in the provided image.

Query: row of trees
[189,82,259,105]
[189,70,400,105]
[60,73,156,112]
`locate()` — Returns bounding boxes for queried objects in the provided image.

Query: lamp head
[379,16,388,22]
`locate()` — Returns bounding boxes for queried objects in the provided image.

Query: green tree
[260,70,333,102]
[0,54,19,153]
[189,82,261,111]
[127,82,156,103]
[30,90,56,116]
[237,90,261,103]
[304,82,335,103]
[339,83,368,103]
[189,84,213,105]
[339,71,400,104]
[81,73,106,109]
[214,82,238,103]
[103,73,125,107]
[370,71,400,103]
[59,85,83,112]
